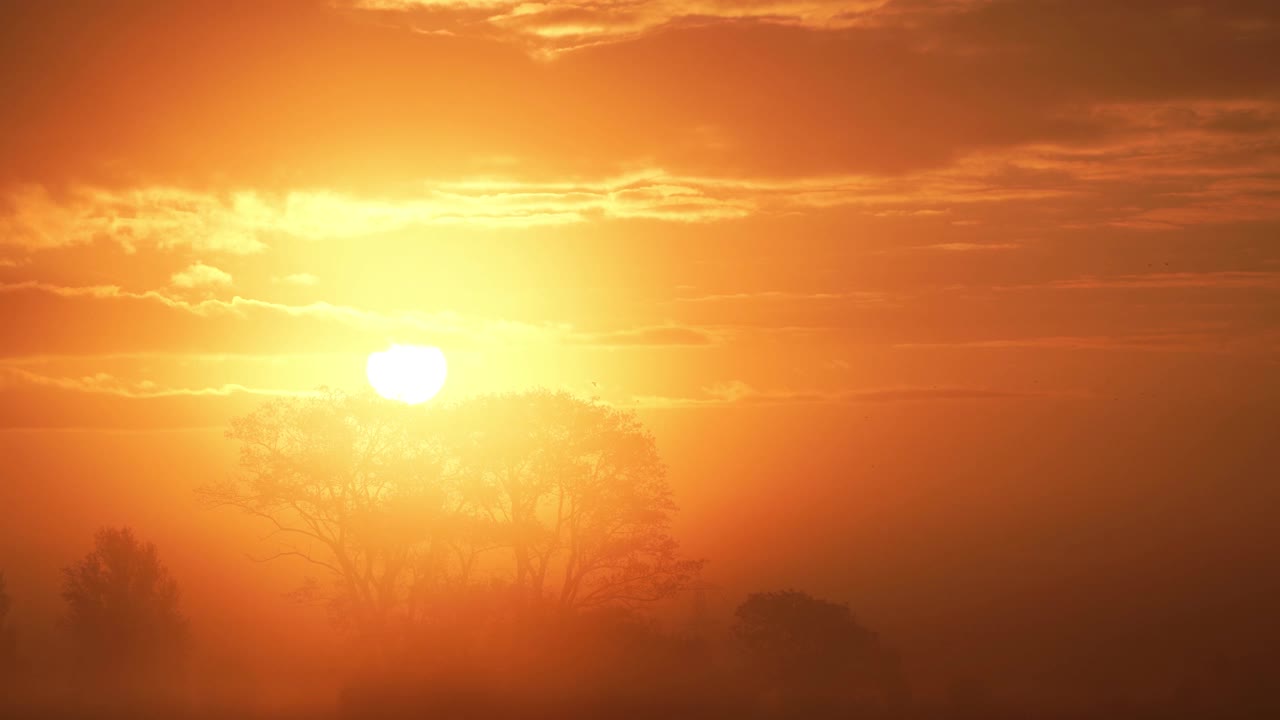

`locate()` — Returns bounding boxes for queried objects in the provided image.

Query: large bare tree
[200,389,450,633]
[442,390,702,611]
[207,388,700,633]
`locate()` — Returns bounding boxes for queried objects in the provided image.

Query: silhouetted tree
[201,389,451,633]
[206,388,700,636]
[733,590,887,703]
[61,528,186,680]
[441,390,702,611]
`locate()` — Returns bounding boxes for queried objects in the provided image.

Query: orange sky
[2,0,1279,703]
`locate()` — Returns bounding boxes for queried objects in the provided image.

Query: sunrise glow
[1,2,1277,718]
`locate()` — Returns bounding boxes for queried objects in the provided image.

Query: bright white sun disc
[366,344,447,404]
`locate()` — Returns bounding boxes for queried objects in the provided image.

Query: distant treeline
[0,390,903,718]
[2,390,1276,719]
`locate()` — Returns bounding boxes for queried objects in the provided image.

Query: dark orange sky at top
[1,0,1278,710]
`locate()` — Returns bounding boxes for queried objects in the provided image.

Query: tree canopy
[203,388,701,634]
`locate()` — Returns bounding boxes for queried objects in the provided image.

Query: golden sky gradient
[2,0,1279,701]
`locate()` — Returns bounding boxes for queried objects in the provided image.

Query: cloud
[0,186,269,254]
[352,0,885,47]
[918,242,1022,252]
[0,366,308,399]
[4,1,1277,193]
[350,0,1005,54]
[0,156,1169,256]
[171,262,233,288]
[0,177,759,254]
[894,329,1280,356]
[1021,272,1280,291]
[572,325,718,346]
[277,273,320,286]
[667,290,894,305]
[0,281,723,355]
[634,379,1035,407]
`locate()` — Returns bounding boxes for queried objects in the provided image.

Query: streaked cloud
[276,273,321,286]
[354,0,880,40]
[895,330,1280,356]
[0,177,758,255]
[667,290,894,305]
[171,262,233,289]
[0,281,723,353]
[917,242,1022,252]
[0,366,308,399]
[572,325,719,347]
[0,186,270,254]
[348,0,990,53]
[634,379,1035,408]
[14,147,1251,257]
[0,166,1140,259]
[1019,272,1280,291]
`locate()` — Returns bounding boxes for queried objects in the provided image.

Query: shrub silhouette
[733,589,889,705]
[0,572,15,677]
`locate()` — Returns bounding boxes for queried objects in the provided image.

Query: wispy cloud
[349,0,971,53]
[633,380,1035,408]
[0,281,723,350]
[571,325,719,347]
[0,186,270,254]
[1015,272,1280,291]
[894,330,1280,355]
[916,242,1022,252]
[171,262,233,289]
[276,273,320,286]
[0,177,757,254]
[0,156,1174,256]
[0,366,310,399]
[667,290,894,306]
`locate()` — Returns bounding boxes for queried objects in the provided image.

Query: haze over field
[1,1,1278,717]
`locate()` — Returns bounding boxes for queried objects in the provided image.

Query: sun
[366,344,448,404]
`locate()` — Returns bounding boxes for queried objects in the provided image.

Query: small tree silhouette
[61,528,187,680]
[733,590,883,697]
